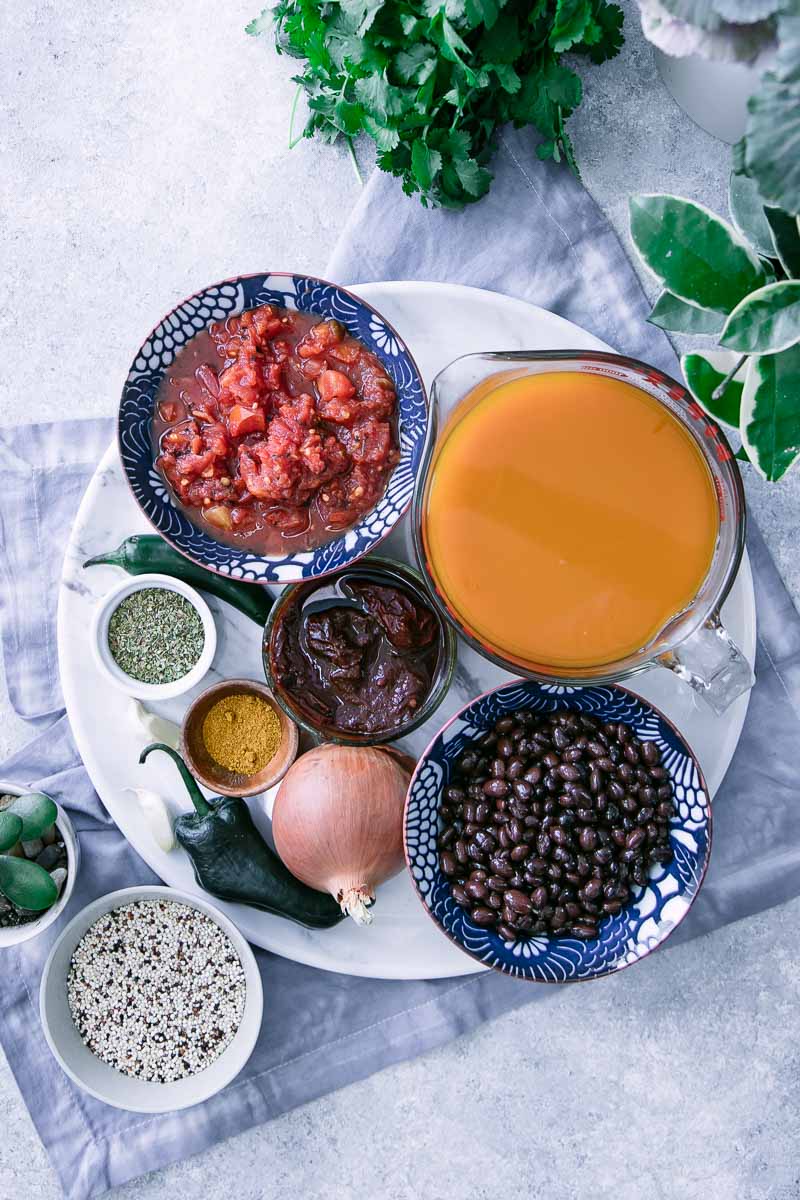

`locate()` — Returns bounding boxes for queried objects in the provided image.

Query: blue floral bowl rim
[117,270,429,584]
[403,678,713,983]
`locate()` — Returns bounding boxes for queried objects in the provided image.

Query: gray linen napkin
[1,127,799,1200]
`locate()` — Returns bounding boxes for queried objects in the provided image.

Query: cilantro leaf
[354,72,406,120]
[255,0,625,209]
[550,0,594,53]
[362,115,401,150]
[395,44,438,84]
[411,139,444,190]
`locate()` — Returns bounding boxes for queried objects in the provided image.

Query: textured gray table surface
[3,3,799,1198]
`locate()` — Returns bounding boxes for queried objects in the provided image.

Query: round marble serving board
[58,281,756,980]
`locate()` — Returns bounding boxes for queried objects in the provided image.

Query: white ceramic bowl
[40,885,263,1113]
[90,573,217,700]
[0,782,79,948]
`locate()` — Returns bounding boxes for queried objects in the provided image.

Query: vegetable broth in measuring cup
[422,371,719,669]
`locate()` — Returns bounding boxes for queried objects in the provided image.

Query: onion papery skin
[272,744,411,926]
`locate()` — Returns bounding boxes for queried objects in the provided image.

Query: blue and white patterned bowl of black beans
[118,273,428,584]
[404,680,711,983]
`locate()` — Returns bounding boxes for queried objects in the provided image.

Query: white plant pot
[655,48,762,144]
[0,783,79,948]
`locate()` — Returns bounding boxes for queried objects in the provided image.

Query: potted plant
[635,1,798,216]
[0,785,79,946]
[629,176,800,481]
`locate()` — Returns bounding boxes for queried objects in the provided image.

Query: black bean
[440,852,457,876]
[543,752,560,769]
[626,828,646,850]
[558,763,582,782]
[571,923,598,939]
[482,778,508,799]
[446,785,466,803]
[451,884,469,907]
[578,827,597,851]
[504,889,532,915]
[465,880,488,902]
[507,758,525,780]
[439,825,456,848]
[581,877,603,901]
[641,741,659,765]
[473,831,497,855]
[551,906,567,929]
[454,839,468,865]
[497,737,514,758]
[487,892,503,909]
[471,907,497,926]
[497,922,518,941]
[510,844,530,863]
[593,847,613,865]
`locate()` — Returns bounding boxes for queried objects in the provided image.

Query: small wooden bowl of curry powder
[180,679,299,797]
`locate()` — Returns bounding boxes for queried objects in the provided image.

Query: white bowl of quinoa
[39,886,263,1112]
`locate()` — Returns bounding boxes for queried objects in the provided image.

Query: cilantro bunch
[247,0,624,209]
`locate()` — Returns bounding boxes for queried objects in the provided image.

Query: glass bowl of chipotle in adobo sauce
[263,558,456,746]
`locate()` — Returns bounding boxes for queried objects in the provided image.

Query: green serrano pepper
[139,743,343,929]
[84,535,272,626]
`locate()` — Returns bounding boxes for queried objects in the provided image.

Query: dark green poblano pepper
[139,743,343,929]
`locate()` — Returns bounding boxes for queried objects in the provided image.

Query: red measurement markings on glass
[714,476,727,522]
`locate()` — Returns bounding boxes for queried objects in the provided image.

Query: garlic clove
[130,700,180,751]
[124,787,176,852]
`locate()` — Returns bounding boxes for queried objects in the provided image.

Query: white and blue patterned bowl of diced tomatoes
[119,273,428,584]
[404,679,712,983]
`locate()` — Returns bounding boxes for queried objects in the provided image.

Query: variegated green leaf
[741,345,800,481]
[728,172,776,260]
[649,291,725,334]
[682,351,746,429]
[765,207,800,279]
[629,194,766,314]
[721,281,800,354]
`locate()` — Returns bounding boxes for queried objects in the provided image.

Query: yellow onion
[272,744,411,926]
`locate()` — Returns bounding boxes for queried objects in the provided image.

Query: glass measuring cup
[412,350,754,715]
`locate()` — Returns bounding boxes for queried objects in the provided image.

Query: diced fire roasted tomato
[228,405,266,438]
[154,303,398,555]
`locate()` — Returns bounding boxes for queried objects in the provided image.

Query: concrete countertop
[2,2,799,1198]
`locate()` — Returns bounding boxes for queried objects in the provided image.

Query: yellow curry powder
[202,693,282,776]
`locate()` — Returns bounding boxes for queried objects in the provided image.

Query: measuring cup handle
[658,612,754,715]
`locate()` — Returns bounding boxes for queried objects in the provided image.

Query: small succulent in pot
[0,791,68,927]
[629,177,800,481]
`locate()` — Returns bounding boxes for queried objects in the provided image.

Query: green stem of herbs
[711,354,749,403]
[288,82,304,149]
[345,137,363,187]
